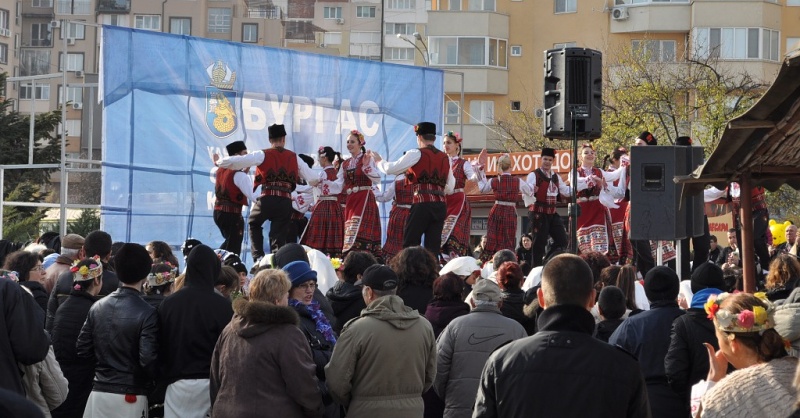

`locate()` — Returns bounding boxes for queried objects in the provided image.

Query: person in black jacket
[595,285,626,343]
[0,269,50,395]
[77,243,158,418]
[46,231,119,332]
[51,258,102,418]
[392,246,437,315]
[473,254,650,417]
[3,250,48,313]
[496,261,537,336]
[326,251,376,333]
[664,262,727,416]
[157,244,233,417]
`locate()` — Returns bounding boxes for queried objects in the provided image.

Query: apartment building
[426,0,800,152]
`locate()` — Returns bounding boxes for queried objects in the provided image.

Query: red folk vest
[215,168,248,213]
[532,168,559,214]
[406,146,449,204]
[255,148,298,199]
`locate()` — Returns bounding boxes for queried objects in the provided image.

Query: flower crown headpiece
[147,262,179,287]
[704,292,775,334]
[329,256,343,271]
[350,130,365,146]
[70,257,103,282]
[0,269,19,283]
[446,131,463,144]
[582,143,595,150]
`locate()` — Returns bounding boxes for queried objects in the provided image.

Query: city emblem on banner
[205,60,238,138]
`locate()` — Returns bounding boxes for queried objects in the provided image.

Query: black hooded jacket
[326,281,366,333]
[158,245,233,384]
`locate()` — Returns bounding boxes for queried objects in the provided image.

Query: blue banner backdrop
[100,26,444,261]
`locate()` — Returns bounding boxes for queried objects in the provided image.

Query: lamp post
[396,33,429,67]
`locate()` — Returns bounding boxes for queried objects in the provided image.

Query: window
[323,32,342,45]
[555,0,576,13]
[59,52,84,71]
[19,50,50,76]
[32,0,52,7]
[0,43,7,64]
[445,101,460,124]
[56,0,91,15]
[789,0,800,5]
[61,21,86,40]
[553,42,577,49]
[31,23,51,47]
[135,15,161,31]
[429,36,508,67]
[632,40,676,62]
[449,0,461,11]
[385,47,414,60]
[510,45,522,56]
[20,84,50,100]
[385,23,414,35]
[0,9,8,31]
[788,37,800,54]
[511,100,521,111]
[58,86,83,105]
[242,23,257,43]
[350,32,380,58]
[469,100,494,124]
[208,8,232,33]
[356,6,376,18]
[387,0,415,9]
[170,17,191,35]
[64,119,82,137]
[693,27,779,61]
[468,0,495,11]
[323,7,343,19]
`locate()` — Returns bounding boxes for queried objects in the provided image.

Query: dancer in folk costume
[301,146,345,258]
[603,146,632,263]
[441,132,478,260]
[572,143,624,263]
[287,154,316,244]
[375,174,413,262]
[476,154,535,263]
[213,141,260,254]
[373,122,455,255]
[342,130,383,257]
[524,147,571,267]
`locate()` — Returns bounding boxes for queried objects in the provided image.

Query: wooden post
[740,172,756,293]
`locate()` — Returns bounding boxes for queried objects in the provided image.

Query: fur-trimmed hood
[232,298,299,339]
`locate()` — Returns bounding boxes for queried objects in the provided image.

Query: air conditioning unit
[611,7,629,20]
[319,43,326,48]
[67,38,76,45]
[75,70,84,78]
[0,28,10,37]
[336,18,345,25]
[50,20,61,29]
[72,102,83,110]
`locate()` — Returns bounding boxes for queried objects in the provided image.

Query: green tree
[0,72,64,242]
[68,209,100,237]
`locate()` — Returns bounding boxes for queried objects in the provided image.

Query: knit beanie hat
[690,261,725,294]
[274,244,309,268]
[644,266,679,302]
[282,260,317,288]
[598,286,626,320]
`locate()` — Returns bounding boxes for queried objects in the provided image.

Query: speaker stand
[569,112,580,255]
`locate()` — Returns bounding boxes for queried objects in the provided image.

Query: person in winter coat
[595,286,626,343]
[50,258,103,418]
[47,231,119,333]
[326,251,376,333]
[775,287,800,357]
[610,266,686,418]
[157,244,233,418]
[434,280,525,418]
[77,243,158,418]
[422,273,470,418]
[3,250,48,312]
[0,270,50,396]
[273,244,337,327]
[392,246,438,315]
[283,261,339,418]
[19,344,68,418]
[495,261,537,335]
[325,265,437,418]
[664,262,726,415]
[210,269,323,418]
[473,254,650,417]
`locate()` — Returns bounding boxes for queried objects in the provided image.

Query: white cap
[440,256,483,278]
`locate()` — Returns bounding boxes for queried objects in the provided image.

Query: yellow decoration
[753,306,768,325]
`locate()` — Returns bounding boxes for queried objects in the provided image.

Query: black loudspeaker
[629,146,705,241]
[543,47,602,139]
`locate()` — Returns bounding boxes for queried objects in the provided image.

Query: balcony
[427,11,508,39]
[56,0,92,15]
[445,123,502,152]
[443,67,507,95]
[97,0,131,14]
[610,3,690,34]
[245,6,282,19]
